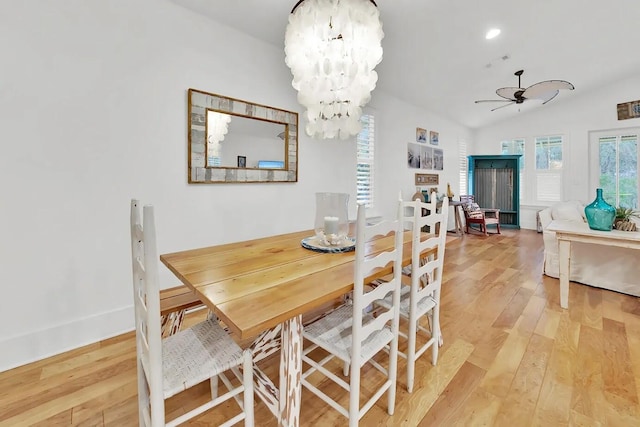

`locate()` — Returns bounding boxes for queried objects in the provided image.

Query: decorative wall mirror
[188,88,298,183]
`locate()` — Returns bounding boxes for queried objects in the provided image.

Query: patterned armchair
[460,195,501,235]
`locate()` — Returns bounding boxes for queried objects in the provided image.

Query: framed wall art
[433,148,444,171]
[429,130,439,145]
[408,143,421,168]
[617,99,640,120]
[421,146,433,169]
[416,127,427,143]
[415,173,439,185]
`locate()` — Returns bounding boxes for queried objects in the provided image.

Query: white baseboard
[0,305,134,373]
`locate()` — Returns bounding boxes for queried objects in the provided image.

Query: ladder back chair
[374,196,450,392]
[130,199,254,427]
[301,200,404,427]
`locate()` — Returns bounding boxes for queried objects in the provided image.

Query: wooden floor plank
[602,318,639,405]
[446,386,502,426]
[0,368,135,426]
[28,409,72,427]
[624,311,640,402]
[493,334,554,426]
[582,286,603,330]
[0,354,136,420]
[533,307,561,339]
[570,325,603,422]
[479,331,531,399]
[372,339,474,427]
[417,361,486,426]
[513,294,547,336]
[1,230,639,426]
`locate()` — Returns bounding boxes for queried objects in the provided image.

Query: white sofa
[539,200,640,297]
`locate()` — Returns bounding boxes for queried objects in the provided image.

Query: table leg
[455,206,464,236]
[250,325,282,420]
[279,314,302,427]
[558,239,570,309]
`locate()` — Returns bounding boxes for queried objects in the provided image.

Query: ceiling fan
[475,69,575,111]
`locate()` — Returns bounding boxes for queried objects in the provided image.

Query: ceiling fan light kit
[475,69,574,111]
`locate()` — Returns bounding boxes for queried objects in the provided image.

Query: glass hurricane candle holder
[315,192,350,245]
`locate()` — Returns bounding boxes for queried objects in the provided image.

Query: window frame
[589,128,639,209]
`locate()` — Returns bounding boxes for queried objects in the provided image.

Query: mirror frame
[188,88,298,183]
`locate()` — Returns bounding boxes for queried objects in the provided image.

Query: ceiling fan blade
[496,87,522,100]
[523,80,574,101]
[475,99,514,104]
[491,101,516,111]
[539,90,560,104]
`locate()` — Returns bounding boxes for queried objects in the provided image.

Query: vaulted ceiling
[173,0,640,129]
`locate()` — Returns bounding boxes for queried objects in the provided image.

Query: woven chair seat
[303,304,394,366]
[161,318,244,399]
[374,286,437,320]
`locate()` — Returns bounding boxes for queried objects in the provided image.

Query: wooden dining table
[160,228,417,427]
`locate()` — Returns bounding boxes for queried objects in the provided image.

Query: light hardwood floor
[2,230,640,426]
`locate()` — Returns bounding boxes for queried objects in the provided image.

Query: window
[459,140,467,196]
[207,140,222,166]
[501,139,525,169]
[534,135,563,202]
[356,114,375,208]
[590,130,639,209]
[501,138,525,200]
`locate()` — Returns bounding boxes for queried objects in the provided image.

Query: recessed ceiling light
[486,28,501,40]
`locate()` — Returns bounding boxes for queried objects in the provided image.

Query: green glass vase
[584,188,616,231]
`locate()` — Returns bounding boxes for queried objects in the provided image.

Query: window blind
[356,114,375,208]
[459,140,467,196]
[535,136,563,202]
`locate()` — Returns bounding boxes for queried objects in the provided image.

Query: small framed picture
[416,127,427,143]
[415,173,439,185]
[433,148,443,171]
[237,156,246,168]
[429,131,439,146]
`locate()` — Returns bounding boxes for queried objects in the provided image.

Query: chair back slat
[364,280,395,306]
[362,250,397,277]
[361,312,392,341]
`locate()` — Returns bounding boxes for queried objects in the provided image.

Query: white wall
[370,92,473,223]
[473,74,640,229]
[0,0,471,371]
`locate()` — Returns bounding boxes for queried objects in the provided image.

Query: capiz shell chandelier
[284,0,383,140]
[207,112,232,145]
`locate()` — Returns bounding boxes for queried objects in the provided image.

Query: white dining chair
[374,196,449,392]
[301,200,403,427]
[130,199,254,427]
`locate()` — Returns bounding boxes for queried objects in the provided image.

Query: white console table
[546,220,640,309]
